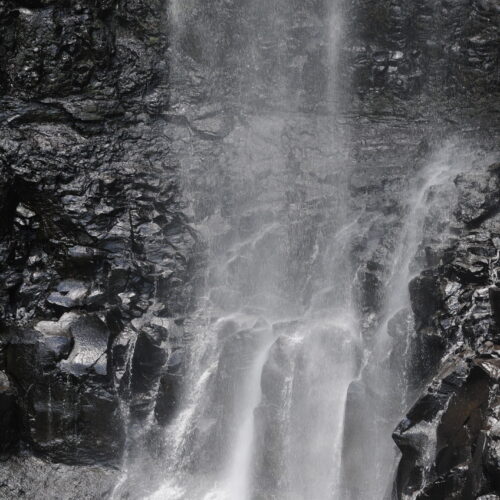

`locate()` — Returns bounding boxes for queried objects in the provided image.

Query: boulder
[5,313,123,464]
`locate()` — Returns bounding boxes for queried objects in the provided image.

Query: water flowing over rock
[0,0,498,498]
[393,162,500,499]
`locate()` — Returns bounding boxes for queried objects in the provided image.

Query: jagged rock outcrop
[0,0,195,495]
[0,455,118,500]
[0,0,498,497]
[394,164,500,498]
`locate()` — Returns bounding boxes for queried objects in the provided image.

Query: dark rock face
[0,455,119,500]
[346,0,499,101]
[0,0,195,492]
[0,371,18,458]
[394,164,500,499]
[339,1,500,496]
[0,0,498,497]
[5,313,123,464]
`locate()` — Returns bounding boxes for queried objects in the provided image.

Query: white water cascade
[146,1,359,498]
[115,0,484,499]
[338,143,473,499]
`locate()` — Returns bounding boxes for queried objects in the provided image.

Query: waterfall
[111,0,491,499]
[339,142,470,499]
[141,1,360,498]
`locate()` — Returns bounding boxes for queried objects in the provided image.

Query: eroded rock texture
[338,1,500,497]
[343,2,500,498]
[0,0,498,498]
[0,0,195,494]
[161,0,499,498]
[394,164,500,498]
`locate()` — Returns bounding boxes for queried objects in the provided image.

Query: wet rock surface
[394,163,500,499]
[161,0,499,498]
[0,0,498,498]
[0,0,195,495]
[0,455,119,499]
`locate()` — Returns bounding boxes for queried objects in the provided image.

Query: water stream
[117,1,480,499]
[339,143,469,499]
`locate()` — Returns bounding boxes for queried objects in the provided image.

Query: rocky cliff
[343,1,500,498]
[0,0,498,498]
[342,1,500,497]
[0,0,195,497]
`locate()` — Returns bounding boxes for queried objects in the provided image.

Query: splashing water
[115,0,490,497]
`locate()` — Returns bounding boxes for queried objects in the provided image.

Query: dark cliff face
[0,0,195,496]
[392,164,500,499]
[0,0,498,498]
[341,1,500,498]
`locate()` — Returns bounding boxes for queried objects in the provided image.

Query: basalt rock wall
[392,165,500,499]
[341,1,500,498]
[0,0,498,498]
[0,0,195,496]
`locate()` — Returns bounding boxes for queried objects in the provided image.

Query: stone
[34,317,74,366]
[0,0,194,475]
[0,0,498,496]
[59,314,111,377]
[394,361,492,499]
[455,166,500,227]
[409,271,442,328]
[490,285,500,327]
[0,371,18,457]
[154,369,181,426]
[0,455,119,500]
[4,312,123,463]
[47,280,89,309]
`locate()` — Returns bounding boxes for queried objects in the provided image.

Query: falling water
[143,0,359,498]
[339,143,480,500]
[116,0,486,499]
